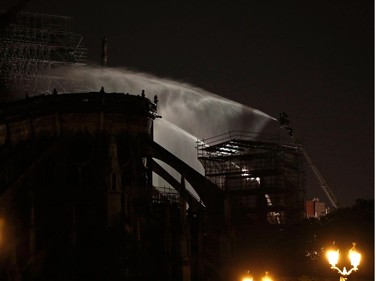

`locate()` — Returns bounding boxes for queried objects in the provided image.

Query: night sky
[1,0,373,207]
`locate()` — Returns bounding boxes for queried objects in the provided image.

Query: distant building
[305,198,328,218]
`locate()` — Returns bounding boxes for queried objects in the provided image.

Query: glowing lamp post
[262,271,272,281]
[242,274,253,281]
[326,243,361,281]
[242,271,272,281]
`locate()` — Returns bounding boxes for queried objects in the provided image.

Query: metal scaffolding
[197,131,306,225]
[153,186,180,203]
[0,11,87,96]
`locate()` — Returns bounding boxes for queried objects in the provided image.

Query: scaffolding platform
[0,11,87,97]
[197,131,306,225]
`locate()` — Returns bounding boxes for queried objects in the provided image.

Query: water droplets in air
[53,66,276,188]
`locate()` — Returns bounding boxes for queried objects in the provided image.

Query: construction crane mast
[299,147,339,209]
[278,112,339,209]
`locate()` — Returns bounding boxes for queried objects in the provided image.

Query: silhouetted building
[0,91,226,281]
[0,90,309,281]
[0,10,312,281]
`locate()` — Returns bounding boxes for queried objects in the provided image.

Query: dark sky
[1,0,373,207]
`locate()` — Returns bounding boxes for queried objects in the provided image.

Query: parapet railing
[196,130,303,158]
[0,91,159,122]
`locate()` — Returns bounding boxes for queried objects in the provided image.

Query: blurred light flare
[349,243,361,268]
[262,272,272,281]
[327,249,340,267]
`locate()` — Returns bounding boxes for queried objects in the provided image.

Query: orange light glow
[349,243,361,268]
[262,271,272,281]
[327,249,340,267]
[241,271,253,281]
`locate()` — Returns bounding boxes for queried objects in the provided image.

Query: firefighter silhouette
[279,112,293,136]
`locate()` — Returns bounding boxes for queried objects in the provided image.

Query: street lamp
[262,271,272,281]
[242,271,272,281]
[242,271,253,281]
[326,242,361,281]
